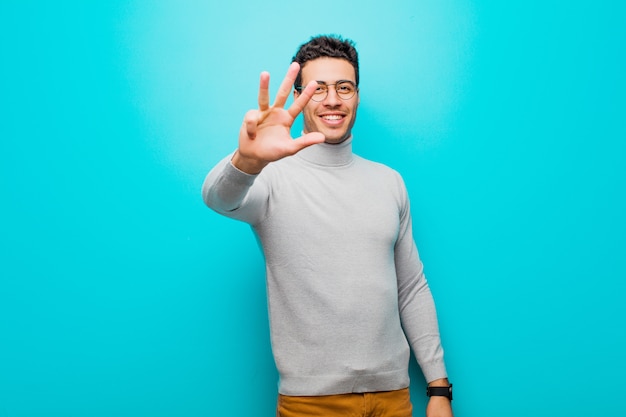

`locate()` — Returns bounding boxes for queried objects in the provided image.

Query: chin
[304,124,350,144]
[324,136,350,144]
[321,129,349,144]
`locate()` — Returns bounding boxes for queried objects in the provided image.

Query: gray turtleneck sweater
[202,137,447,396]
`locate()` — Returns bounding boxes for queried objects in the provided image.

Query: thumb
[290,132,325,153]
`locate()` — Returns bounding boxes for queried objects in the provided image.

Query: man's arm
[394,174,446,381]
[391,174,452,416]
[202,62,325,221]
[201,154,265,223]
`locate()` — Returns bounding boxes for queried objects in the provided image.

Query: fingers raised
[258,72,270,111]
[273,62,300,109]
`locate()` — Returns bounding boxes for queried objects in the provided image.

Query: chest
[259,164,402,250]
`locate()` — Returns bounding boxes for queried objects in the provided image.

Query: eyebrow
[314,79,356,85]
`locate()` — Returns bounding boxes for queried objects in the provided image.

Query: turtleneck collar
[295,135,354,167]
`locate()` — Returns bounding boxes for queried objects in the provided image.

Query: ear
[293,89,300,100]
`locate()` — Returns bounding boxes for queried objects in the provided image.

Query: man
[202,35,453,417]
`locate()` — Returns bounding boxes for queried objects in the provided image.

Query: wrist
[428,378,450,387]
[231,151,267,175]
[426,382,453,401]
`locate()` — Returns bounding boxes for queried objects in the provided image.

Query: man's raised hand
[232,62,325,174]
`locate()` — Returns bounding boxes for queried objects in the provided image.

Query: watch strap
[426,384,453,401]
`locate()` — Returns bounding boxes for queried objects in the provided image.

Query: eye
[337,82,354,93]
[314,84,327,94]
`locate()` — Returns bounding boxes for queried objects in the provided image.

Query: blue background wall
[1,1,625,416]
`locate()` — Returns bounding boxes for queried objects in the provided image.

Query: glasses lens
[311,84,328,102]
[307,82,356,102]
[336,82,356,99]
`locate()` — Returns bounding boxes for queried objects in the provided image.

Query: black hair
[292,35,359,89]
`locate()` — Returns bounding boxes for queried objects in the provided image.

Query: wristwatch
[426,383,453,401]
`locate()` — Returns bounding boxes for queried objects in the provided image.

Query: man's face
[295,57,359,144]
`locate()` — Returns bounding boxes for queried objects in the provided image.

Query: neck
[296,135,354,167]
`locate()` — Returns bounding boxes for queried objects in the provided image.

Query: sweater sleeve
[393,174,448,383]
[201,153,270,225]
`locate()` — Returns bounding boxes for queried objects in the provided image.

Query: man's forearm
[428,378,450,387]
[202,155,255,212]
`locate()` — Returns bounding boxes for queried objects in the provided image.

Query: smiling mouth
[321,114,344,121]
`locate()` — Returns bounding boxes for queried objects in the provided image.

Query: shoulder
[353,155,407,187]
[352,155,412,214]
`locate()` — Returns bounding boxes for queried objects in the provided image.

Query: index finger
[272,62,300,109]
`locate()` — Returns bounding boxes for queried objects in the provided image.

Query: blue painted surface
[1,1,624,416]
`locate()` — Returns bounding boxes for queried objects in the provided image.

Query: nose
[322,86,341,106]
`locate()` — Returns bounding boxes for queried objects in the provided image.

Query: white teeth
[322,115,342,120]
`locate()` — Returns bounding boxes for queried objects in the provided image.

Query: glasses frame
[295,80,358,102]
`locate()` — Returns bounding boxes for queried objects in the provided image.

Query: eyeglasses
[296,80,358,102]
